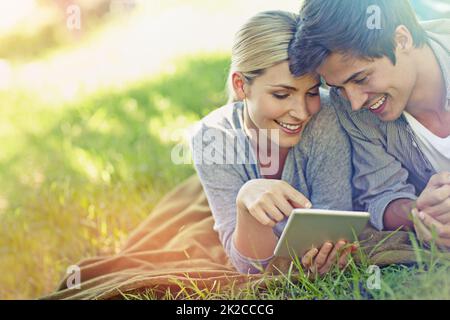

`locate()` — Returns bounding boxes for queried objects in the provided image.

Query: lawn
[122,231,450,300]
[0,53,229,299]
[1,0,449,300]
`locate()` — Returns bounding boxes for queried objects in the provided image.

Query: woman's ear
[394,25,414,53]
[231,72,247,100]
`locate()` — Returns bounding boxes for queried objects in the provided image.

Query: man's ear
[231,72,247,100]
[394,25,414,53]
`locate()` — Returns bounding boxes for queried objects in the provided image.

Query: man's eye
[354,77,368,85]
[272,93,289,100]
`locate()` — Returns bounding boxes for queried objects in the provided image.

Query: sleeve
[332,92,417,230]
[305,106,353,212]
[190,126,273,274]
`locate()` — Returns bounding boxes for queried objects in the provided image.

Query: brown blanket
[42,174,448,300]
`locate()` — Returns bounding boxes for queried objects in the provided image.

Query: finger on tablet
[284,185,312,209]
[338,247,353,269]
[273,194,294,217]
[321,240,346,273]
[351,242,359,253]
[329,240,345,260]
[301,247,319,269]
[315,242,333,269]
[250,207,277,228]
[261,202,285,223]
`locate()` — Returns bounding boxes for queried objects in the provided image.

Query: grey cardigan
[190,93,353,274]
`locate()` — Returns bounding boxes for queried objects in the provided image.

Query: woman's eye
[272,93,289,100]
[307,91,320,97]
[354,77,368,85]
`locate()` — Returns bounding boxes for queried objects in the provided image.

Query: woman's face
[242,61,322,149]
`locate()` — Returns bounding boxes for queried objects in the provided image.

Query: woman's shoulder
[190,102,244,143]
[189,102,249,164]
[197,102,243,131]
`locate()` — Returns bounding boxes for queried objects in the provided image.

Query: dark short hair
[289,0,428,76]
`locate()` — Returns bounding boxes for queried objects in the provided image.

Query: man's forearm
[383,198,416,231]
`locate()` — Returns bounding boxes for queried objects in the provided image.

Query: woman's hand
[236,179,312,228]
[301,241,358,276]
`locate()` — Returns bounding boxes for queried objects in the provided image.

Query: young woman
[191,11,356,275]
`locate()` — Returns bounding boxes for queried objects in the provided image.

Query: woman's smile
[274,119,304,135]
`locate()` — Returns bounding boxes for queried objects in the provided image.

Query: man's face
[317,51,417,121]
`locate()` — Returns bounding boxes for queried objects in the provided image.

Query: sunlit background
[0,0,448,300]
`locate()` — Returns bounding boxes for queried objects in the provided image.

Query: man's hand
[416,172,450,222]
[412,208,450,249]
[412,172,450,249]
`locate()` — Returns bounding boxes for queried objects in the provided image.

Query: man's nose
[344,86,368,111]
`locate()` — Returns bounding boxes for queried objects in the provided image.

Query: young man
[289,0,450,247]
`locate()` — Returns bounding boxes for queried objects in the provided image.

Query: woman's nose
[289,103,310,121]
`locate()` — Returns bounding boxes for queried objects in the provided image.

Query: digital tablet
[273,209,370,259]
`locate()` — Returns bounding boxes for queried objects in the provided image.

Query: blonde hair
[227,11,299,103]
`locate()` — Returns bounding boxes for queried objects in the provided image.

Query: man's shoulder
[422,19,450,39]
[422,19,450,56]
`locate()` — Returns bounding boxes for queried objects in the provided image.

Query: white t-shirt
[404,111,450,172]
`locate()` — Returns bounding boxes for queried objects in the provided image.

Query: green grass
[0,53,229,299]
[1,52,450,300]
[122,239,450,300]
